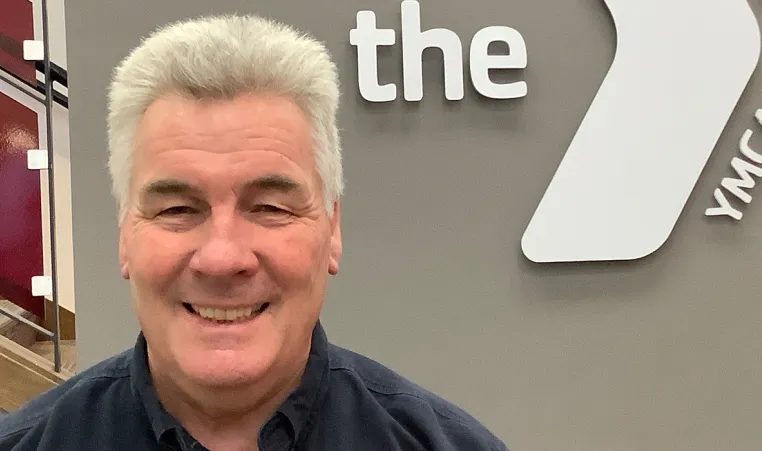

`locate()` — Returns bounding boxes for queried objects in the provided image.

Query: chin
[178,345,280,388]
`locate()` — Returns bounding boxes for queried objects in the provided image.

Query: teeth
[191,305,262,322]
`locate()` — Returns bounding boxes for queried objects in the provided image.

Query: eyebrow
[241,174,302,194]
[139,174,305,201]
[140,179,203,200]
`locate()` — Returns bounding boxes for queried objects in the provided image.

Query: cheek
[129,230,189,286]
[260,229,330,286]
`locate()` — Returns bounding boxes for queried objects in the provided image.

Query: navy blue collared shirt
[0,321,508,450]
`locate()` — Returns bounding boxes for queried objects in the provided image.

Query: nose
[188,215,258,279]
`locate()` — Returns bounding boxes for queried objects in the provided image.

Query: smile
[182,302,269,323]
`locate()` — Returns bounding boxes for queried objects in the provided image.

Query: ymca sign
[349,0,762,263]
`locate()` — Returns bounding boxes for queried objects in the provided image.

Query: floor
[1,299,76,373]
[30,340,77,373]
[0,299,37,347]
[1,301,77,412]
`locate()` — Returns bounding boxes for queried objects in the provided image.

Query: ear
[328,201,342,276]
[118,222,130,280]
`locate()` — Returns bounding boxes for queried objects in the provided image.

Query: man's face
[119,92,341,388]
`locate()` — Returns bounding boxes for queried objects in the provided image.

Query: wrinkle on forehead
[134,92,314,163]
[130,92,322,201]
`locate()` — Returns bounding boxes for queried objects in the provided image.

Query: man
[0,14,508,451]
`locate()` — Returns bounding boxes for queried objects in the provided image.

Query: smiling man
[0,14,508,451]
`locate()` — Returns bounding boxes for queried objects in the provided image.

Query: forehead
[132,92,315,180]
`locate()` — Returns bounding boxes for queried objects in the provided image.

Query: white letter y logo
[521,0,761,263]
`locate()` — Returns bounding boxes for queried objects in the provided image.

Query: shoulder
[0,350,133,449]
[326,344,509,451]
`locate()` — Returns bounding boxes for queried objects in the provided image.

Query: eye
[253,205,290,215]
[159,206,197,216]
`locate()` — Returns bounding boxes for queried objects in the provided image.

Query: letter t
[350,10,397,102]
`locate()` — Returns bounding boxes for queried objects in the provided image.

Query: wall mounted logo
[704,109,762,220]
[351,0,761,263]
[520,0,760,263]
[350,0,527,102]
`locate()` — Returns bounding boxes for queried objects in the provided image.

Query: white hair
[106,14,343,224]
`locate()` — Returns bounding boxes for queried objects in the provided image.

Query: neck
[148,349,308,451]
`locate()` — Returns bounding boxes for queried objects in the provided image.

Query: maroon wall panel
[0,0,36,84]
[0,92,44,318]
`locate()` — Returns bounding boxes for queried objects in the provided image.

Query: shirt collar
[129,320,331,445]
[129,331,184,443]
[276,319,330,443]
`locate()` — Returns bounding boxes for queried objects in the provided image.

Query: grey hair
[106,14,343,224]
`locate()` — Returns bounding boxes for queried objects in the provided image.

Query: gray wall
[65,0,762,449]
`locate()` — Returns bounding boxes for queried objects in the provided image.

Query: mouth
[182,302,270,324]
